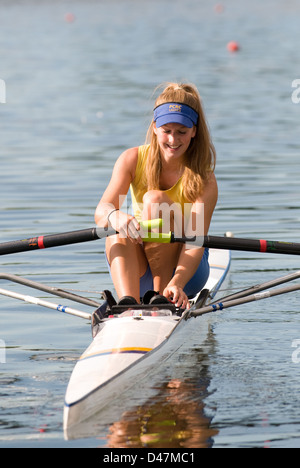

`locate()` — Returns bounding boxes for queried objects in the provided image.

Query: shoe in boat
[142,290,159,304]
[149,294,170,305]
[117,296,138,306]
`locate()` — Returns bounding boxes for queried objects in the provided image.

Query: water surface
[1,0,300,448]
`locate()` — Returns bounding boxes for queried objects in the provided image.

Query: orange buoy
[64,13,76,23]
[214,4,225,13]
[227,41,240,52]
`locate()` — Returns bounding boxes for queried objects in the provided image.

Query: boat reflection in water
[107,377,218,448]
[66,327,219,448]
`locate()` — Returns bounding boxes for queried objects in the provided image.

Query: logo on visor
[169,104,182,113]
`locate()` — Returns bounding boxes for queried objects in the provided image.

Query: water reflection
[66,326,219,448]
[106,378,218,449]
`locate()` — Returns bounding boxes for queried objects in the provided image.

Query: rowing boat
[63,247,231,433]
[2,226,300,440]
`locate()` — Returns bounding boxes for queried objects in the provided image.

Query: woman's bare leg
[106,235,148,302]
[142,190,184,294]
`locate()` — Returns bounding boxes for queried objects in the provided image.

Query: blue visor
[154,102,198,128]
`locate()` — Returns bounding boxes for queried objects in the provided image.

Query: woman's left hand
[163,285,190,310]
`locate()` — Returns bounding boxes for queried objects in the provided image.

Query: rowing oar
[1,224,300,256]
[0,287,91,320]
[0,220,161,256]
[145,232,300,256]
[0,227,114,256]
[187,281,300,319]
[186,270,300,318]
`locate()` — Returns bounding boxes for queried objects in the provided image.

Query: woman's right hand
[108,210,142,245]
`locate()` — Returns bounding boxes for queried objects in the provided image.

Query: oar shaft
[204,236,300,255]
[0,288,91,320]
[173,235,300,255]
[1,224,300,257]
[0,227,115,256]
[211,270,300,303]
[0,273,101,307]
[189,282,300,318]
[0,220,162,256]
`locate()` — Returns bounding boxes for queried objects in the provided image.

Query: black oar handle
[0,227,115,256]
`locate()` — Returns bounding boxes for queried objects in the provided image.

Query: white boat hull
[64,248,231,432]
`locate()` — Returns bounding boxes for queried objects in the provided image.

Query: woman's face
[153,122,196,161]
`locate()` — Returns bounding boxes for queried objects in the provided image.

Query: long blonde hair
[145,82,216,202]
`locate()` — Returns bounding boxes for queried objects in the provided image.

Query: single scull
[2,225,300,438]
[63,246,231,432]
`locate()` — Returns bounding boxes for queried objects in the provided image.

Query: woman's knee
[142,190,178,216]
[142,190,167,206]
[142,190,183,233]
[142,191,167,220]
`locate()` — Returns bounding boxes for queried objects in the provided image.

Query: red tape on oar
[259,239,267,252]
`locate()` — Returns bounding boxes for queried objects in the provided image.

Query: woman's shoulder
[119,146,139,162]
[191,171,217,203]
[200,172,218,202]
[118,145,150,163]
[206,171,218,187]
[118,145,149,180]
[115,146,138,176]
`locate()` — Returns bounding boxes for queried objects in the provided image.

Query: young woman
[95,82,217,309]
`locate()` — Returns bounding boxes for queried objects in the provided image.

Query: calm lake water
[1,0,300,448]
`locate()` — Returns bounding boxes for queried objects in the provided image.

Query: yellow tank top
[130,145,191,222]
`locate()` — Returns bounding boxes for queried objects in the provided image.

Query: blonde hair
[145,82,216,202]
